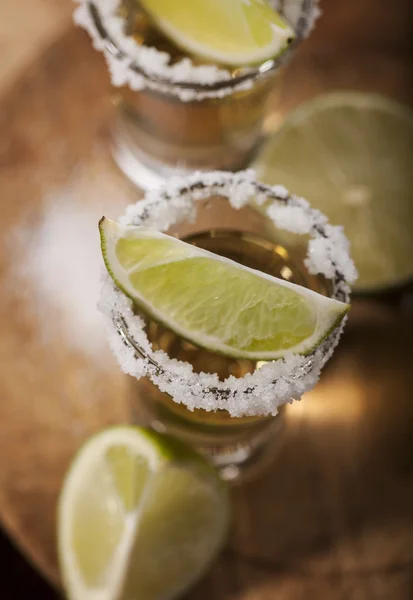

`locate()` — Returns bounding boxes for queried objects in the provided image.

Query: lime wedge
[99,218,348,360]
[58,426,229,600]
[138,0,295,66]
[254,92,413,292]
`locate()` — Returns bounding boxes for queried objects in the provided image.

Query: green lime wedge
[58,426,229,600]
[254,91,413,292]
[138,0,295,66]
[99,218,348,360]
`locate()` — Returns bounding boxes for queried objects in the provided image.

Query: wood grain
[1,0,413,598]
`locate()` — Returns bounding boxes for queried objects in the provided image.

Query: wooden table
[1,0,413,598]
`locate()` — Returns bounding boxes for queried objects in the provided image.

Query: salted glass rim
[99,170,356,417]
[78,0,317,98]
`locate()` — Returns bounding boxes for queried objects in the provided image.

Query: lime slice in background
[100,218,349,360]
[138,0,295,66]
[58,426,229,600]
[254,91,413,292]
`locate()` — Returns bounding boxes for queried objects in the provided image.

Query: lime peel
[254,91,413,291]
[58,426,229,600]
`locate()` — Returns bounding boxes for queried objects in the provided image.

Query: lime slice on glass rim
[254,91,413,292]
[58,426,229,600]
[138,0,295,66]
[99,218,349,361]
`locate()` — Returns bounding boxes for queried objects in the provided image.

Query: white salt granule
[305,224,358,284]
[12,188,108,360]
[267,203,312,234]
[99,170,355,417]
[10,155,136,364]
[73,0,320,101]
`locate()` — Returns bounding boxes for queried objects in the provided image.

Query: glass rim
[101,171,355,417]
[87,0,316,94]
[113,313,342,404]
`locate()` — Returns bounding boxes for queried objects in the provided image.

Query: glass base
[110,111,261,191]
[132,378,287,484]
[150,412,286,484]
[111,122,189,190]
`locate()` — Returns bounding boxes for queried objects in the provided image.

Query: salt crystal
[254,191,269,206]
[272,184,290,199]
[305,225,358,284]
[11,176,117,363]
[267,203,312,234]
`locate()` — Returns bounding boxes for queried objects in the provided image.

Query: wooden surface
[0,0,72,94]
[1,0,413,598]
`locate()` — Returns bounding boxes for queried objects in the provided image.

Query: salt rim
[98,170,357,418]
[73,0,320,102]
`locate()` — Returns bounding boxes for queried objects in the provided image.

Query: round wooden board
[1,2,413,598]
